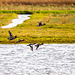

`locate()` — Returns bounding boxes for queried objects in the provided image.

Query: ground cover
[0,10,75,44]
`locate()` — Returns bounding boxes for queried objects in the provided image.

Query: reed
[0,0,75,5]
[0,5,75,11]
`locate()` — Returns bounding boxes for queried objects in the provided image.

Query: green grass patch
[0,10,75,14]
[0,13,18,27]
[0,10,32,14]
[0,10,75,44]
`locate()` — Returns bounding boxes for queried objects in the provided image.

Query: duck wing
[8,31,13,38]
[27,44,32,46]
[36,44,39,50]
[16,39,21,43]
[30,45,33,51]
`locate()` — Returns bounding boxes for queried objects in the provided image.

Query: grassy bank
[1,10,75,14]
[0,10,75,44]
[0,13,18,27]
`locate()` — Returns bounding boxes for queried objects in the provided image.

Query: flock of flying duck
[8,22,45,51]
[27,43,43,51]
[8,31,43,51]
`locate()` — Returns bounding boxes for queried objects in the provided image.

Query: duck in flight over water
[35,43,44,50]
[27,43,36,51]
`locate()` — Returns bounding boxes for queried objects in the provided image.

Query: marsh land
[0,3,75,44]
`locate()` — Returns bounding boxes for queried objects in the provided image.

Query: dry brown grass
[0,0,75,11]
[0,0,75,5]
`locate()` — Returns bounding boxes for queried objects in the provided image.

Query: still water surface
[0,44,75,75]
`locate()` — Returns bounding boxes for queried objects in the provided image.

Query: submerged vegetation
[0,10,75,44]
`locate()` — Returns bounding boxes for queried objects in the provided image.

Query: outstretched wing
[36,45,39,50]
[30,46,33,51]
[16,39,21,43]
[8,31,13,37]
[27,44,32,46]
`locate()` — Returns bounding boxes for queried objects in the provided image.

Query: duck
[35,43,43,50]
[38,21,43,26]
[16,39,24,43]
[27,43,36,51]
[38,21,46,27]
[27,43,36,46]
[28,45,33,51]
[8,31,17,40]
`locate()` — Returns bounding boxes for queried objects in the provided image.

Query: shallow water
[0,44,75,75]
[1,14,31,28]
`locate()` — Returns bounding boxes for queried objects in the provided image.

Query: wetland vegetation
[0,1,75,44]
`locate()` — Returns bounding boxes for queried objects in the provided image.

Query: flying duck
[27,43,36,51]
[38,21,43,26]
[35,43,43,50]
[27,43,36,46]
[8,31,17,40]
[38,21,46,27]
[16,39,24,43]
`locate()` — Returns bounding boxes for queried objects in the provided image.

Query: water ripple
[0,44,75,75]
